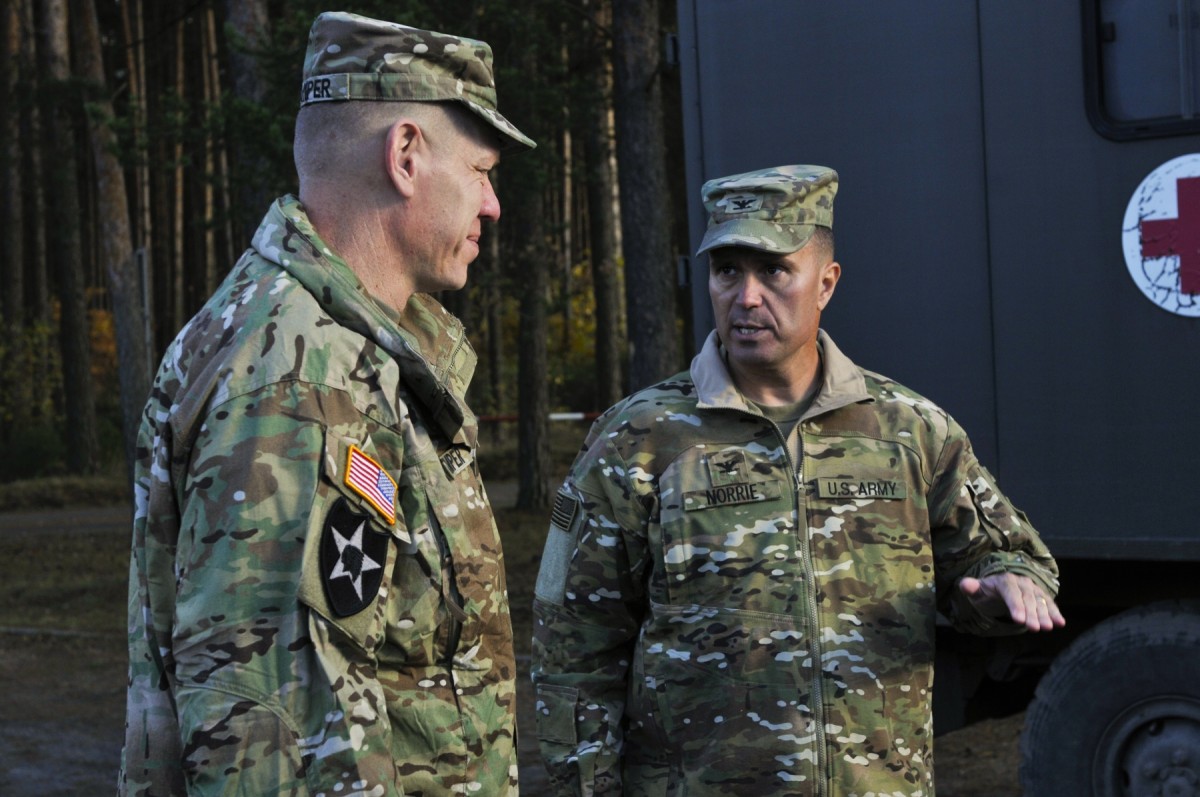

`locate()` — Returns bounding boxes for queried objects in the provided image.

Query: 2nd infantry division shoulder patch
[320,497,390,617]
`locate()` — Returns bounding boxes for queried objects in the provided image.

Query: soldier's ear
[385,118,423,198]
[817,261,841,310]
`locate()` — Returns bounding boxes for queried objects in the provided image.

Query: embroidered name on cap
[301,76,336,103]
[345,445,397,524]
[817,477,907,500]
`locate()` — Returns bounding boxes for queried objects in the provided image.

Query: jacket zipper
[759,413,826,796]
[796,426,828,797]
[430,512,467,667]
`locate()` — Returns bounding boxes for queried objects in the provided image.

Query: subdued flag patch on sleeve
[345,444,397,525]
[536,490,583,605]
[550,488,579,531]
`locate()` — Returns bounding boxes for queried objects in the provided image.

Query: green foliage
[0,319,62,448]
[0,309,126,483]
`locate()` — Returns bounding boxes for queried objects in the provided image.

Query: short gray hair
[294,100,477,185]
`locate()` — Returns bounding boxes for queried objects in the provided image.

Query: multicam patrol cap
[300,11,535,152]
[696,165,838,255]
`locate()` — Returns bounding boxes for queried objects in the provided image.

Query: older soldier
[119,12,533,796]
[531,165,1065,795]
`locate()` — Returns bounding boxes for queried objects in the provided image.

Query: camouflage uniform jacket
[120,195,517,796]
[531,330,1059,797]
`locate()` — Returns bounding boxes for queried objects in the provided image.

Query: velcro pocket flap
[534,683,579,745]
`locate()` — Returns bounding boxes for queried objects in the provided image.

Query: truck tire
[1019,600,1200,797]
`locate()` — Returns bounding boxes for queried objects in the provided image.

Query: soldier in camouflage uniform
[119,12,533,796]
[531,165,1065,796]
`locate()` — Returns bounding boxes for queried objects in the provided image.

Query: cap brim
[696,219,816,256]
[461,100,535,153]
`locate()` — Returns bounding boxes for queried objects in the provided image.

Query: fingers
[961,573,1066,632]
[997,574,1065,632]
[1033,589,1066,631]
[958,576,981,597]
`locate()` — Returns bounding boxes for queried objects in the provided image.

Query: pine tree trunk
[559,75,574,360]
[582,0,623,408]
[0,0,28,444]
[21,0,47,327]
[495,33,554,510]
[1,0,24,330]
[148,2,170,353]
[612,0,679,390]
[516,185,551,511]
[485,224,503,432]
[222,0,271,241]
[204,5,235,276]
[171,19,185,333]
[72,0,149,482]
[120,0,153,368]
[199,6,219,293]
[38,0,99,474]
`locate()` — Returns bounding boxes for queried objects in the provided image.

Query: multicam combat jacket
[531,330,1059,797]
[120,196,517,796]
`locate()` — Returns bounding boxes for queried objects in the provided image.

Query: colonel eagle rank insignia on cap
[697,164,838,255]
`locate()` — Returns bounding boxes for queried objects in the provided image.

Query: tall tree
[119,0,154,370]
[222,0,272,242]
[496,4,559,511]
[20,0,47,328]
[558,92,574,360]
[38,0,99,474]
[1,0,24,330]
[514,189,552,511]
[202,4,234,286]
[18,0,53,454]
[484,228,504,422]
[613,0,679,390]
[0,0,29,444]
[72,0,149,480]
[579,0,623,408]
[170,15,185,335]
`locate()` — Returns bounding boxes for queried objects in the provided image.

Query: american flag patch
[344,445,396,525]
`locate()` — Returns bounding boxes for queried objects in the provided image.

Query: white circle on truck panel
[1122,153,1200,317]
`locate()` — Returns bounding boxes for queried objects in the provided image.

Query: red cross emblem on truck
[1140,175,1200,294]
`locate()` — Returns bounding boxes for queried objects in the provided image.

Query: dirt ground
[0,506,1024,796]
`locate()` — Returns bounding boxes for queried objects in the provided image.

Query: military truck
[674,2,1200,792]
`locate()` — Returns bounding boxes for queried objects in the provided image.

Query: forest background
[0,0,693,510]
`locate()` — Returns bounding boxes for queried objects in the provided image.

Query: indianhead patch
[320,497,390,618]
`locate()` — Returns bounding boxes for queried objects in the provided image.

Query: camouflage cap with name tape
[697,164,838,255]
[300,11,535,152]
